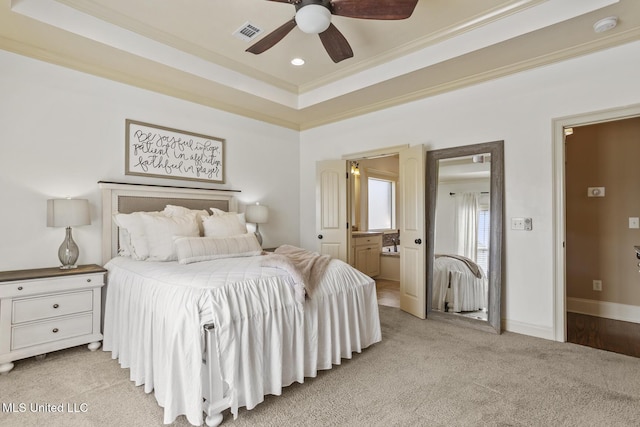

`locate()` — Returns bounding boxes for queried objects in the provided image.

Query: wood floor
[567,312,640,358]
[375,279,400,308]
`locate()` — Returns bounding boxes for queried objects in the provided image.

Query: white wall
[0,50,300,271]
[299,41,640,339]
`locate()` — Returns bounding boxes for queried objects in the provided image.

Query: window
[368,177,396,230]
[476,208,490,275]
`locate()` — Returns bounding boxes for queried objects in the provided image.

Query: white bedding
[432,256,487,312]
[103,254,381,425]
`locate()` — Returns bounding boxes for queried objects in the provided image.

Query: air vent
[233,22,263,42]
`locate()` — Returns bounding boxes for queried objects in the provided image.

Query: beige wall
[566,117,640,305]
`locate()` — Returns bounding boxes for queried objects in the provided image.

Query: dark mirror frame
[426,140,504,334]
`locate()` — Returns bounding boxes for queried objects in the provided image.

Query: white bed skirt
[103,256,381,425]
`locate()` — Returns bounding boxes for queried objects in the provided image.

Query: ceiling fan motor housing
[293,0,332,11]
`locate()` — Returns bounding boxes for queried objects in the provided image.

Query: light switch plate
[512,218,532,231]
[512,218,525,230]
[588,187,605,197]
[630,217,639,229]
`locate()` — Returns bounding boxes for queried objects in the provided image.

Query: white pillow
[174,234,262,264]
[202,213,248,238]
[210,208,246,226]
[209,207,226,216]
[140,212,199,261]
[164,205,209,236]
[113,211,163,260]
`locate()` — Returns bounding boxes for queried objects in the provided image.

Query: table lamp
[47,198,91,269]
[245,202,268,245]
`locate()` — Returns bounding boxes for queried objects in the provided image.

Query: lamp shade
[47,198,91,227]
[245,203,269,224]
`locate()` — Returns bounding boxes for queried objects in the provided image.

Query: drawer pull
[52,328,59,333]
[86,278,91,283]
[53,304,59,309]
[17,286,23,291]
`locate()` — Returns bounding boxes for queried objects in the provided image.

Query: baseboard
[502,319,555,341]
[566,297,640,323]
[375,274,399,281]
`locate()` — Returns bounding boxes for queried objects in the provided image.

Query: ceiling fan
[246,0,419,63]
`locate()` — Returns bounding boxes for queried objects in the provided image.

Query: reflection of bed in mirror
[432,254,487,313]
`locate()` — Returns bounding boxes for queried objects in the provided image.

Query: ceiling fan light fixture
[295,4,331,34]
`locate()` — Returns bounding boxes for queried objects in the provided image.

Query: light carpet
[1,306,639,426]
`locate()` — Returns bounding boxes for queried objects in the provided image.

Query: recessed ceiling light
[291,58,305,66]
[593,16,618,33]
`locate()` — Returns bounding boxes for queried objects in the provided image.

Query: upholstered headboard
[99,182,239,264]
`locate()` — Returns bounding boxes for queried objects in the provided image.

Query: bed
[99,182,382,426]
[431,254,487,313]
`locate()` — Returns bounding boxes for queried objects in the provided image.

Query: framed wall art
[125,119,225,184]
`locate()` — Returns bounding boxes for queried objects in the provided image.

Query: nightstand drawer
[11,313,93,350]
[0,274,103,299]
[12,291,93,324]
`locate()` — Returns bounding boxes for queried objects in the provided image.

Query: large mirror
[426,141,503,333]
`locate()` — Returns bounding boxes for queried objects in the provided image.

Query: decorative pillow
[113,211,164,260]
[174,234,262,264]
[202,213,248,237]
[118,228,132,257]
[139,212,199,261]
[164,205,210,236]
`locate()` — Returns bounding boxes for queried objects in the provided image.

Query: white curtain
[454,192,479,261]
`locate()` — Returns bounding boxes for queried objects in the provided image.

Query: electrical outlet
[593,280,602,291]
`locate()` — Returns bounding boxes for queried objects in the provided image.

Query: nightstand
[0,264,106,374]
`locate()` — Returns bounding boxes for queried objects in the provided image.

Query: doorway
[554,105,640,356]
[318,143,426,318]
[348,154,401,309]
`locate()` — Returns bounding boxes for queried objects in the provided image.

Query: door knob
[317,234,323,239]
[414,238,422,244]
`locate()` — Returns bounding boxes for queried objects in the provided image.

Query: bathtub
[379,246,400,280]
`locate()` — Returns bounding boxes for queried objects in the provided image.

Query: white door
[316,160,348,261]
[399,145,426,318]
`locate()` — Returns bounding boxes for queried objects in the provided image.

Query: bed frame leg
[205,413,223,427]
[203,323,228,426]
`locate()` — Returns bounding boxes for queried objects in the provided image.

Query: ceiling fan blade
[246,18,297,54]
[330,0,418,20]
[319,23,353,63]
